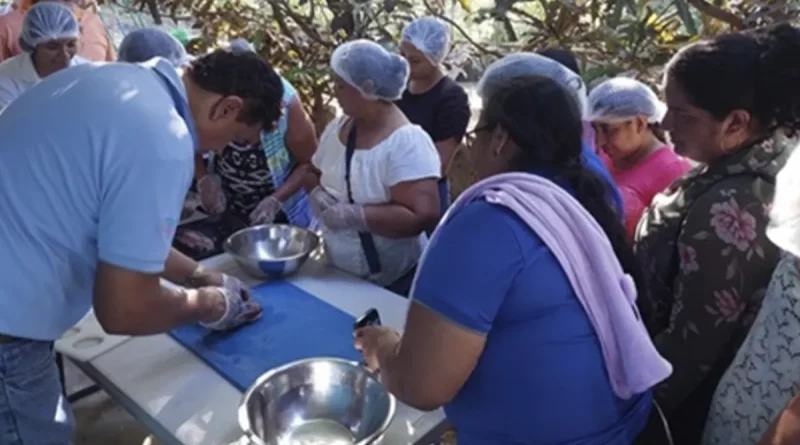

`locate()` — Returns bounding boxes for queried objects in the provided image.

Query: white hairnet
[118,28,190,68]
[228,38,255,53]
[401,17,451,66]
[331,39,409,101]
[476,52,588,117]
[587,77,667,124]
[19,2,79,53]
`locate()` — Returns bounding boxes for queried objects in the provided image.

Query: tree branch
[685,0,744,29]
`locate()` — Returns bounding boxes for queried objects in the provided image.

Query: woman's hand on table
[197,286,262,331]
[354,326,401,371]
[197,174,226,215]
[249,196,283,224]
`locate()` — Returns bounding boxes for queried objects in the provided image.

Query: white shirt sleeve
[383,125,441,186]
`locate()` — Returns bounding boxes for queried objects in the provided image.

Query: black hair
[537,47,580,75]
[667,23,800,136]
[187,49,283,129]
[481,75,646,297]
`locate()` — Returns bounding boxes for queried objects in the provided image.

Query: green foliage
[126,0,799,127]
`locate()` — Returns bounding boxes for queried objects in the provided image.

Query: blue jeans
[0,339,73,444]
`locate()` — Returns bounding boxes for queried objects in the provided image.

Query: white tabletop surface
[57,253,447,445]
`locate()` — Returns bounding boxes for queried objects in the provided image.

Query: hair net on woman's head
[331,39,410,101]
[18,2,79,53]
[401,17,451,65]
[118,28,190,67]
[477,52,588,117]
[228,38,255,53]
[587,77,666,124]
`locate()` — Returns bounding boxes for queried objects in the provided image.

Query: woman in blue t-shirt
[355,74,663,444]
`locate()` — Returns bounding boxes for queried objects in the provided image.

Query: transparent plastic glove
[197,174,226,215]
[318,203,368,231]
[249,196,282,225]
[198,287,262,331]
[308,186,338,217]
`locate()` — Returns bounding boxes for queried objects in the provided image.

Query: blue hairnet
[401,17,450,65]
[118,28,190,68]
[18,2,79,53]
[477,52,588,117]
[331,39,409,101]
[587,77,667,124]
[228,38,255,53]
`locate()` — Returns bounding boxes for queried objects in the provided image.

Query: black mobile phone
[354,308,381,330]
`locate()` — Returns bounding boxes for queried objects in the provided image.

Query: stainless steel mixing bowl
[224,224,320,279]
[239,357,396,445]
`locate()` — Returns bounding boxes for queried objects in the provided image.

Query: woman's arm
[431,84,471,176]
[760,391,800,445]
[648,182,779,412]
[272,97,318,202]
[363,178,439,238]
[357,202,521,410]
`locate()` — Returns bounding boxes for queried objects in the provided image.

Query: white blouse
[0,53,88,110]
[312,115,441,286]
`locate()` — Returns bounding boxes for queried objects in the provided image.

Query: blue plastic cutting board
[169,280,363,391]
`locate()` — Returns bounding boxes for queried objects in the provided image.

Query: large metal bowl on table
[239,357,396,445]
[224,224,320,279]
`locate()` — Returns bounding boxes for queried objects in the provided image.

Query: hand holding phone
[354,308,381,330]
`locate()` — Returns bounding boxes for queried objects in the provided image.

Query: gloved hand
[186,266,252,301]
[318,203,368,231]
[197,174,226,215]
[197,286,262,331]
[308,186,338,217]
[249,196,283,225]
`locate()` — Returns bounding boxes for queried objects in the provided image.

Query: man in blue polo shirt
[0,49,285,441]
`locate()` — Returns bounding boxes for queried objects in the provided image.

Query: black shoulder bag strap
[344,122,382,275]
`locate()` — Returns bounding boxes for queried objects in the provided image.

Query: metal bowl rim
[237,356,397,445]
[224,224,321,263]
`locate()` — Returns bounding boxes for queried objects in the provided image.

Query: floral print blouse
[633,135,790,444]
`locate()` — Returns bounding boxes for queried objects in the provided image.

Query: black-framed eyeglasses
[464,124,491,147]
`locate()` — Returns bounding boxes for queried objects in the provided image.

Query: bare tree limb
[684,0,744,29]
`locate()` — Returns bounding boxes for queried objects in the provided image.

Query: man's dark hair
[187,49,283,130]
[537,47,580,75]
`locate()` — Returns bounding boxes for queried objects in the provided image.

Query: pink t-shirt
[601,147,691,238]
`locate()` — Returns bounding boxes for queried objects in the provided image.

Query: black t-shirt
[396,76,471,143]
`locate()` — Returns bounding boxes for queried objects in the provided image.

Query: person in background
[702,145,800,445]
[118,27,191,68]
[633,23,799,444]
[355,75,670,445]
[0,2,86,109]
[396,17,470,218]
[0,0,114,62]
[307,39,440,296]
[0,49,278,441]
[588,77,691,238]
[477,52,624,217]
[177,38,318,260]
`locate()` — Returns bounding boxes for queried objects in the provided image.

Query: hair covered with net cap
[587,77,666,124]
[401,17,451,65]
[18,2,78,53]
[477,52,588,117]
[118,27,190,67]
[331,39,409,101]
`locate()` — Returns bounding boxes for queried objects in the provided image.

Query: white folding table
[55,253,448,445]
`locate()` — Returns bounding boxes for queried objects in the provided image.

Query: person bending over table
[0,50,278,442]
[178,39,318,260]
[396,17,470,218]
[306,39,441,297]
[633,24,796,444]
[0,2,87,109]
[355,75,670,445]
[476,52,624,218]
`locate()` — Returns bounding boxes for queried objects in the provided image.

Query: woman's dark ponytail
[482,76,648,297]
